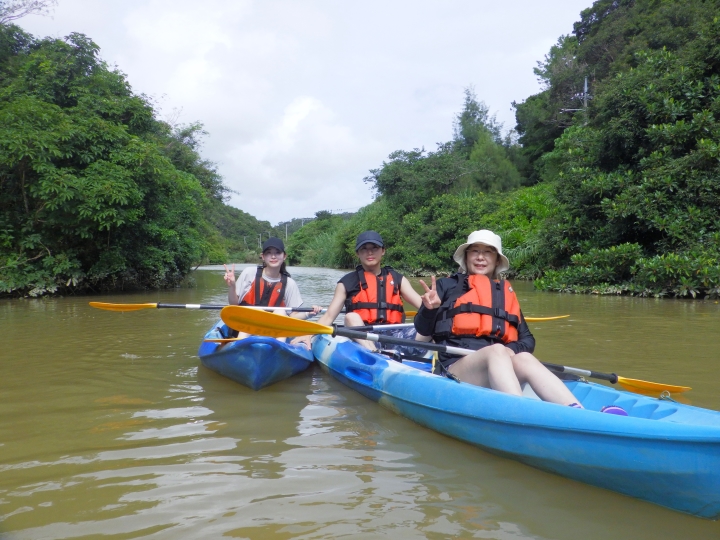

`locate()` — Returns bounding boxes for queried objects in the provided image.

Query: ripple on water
[2,270,720,539]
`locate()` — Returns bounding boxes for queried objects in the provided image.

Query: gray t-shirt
[235,266,303,308]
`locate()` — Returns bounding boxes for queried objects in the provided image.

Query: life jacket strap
[443,304,519,327]
[348,301,405,312]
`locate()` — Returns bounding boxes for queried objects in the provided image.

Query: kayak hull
[198,322,313,390]
[312,334,720,519]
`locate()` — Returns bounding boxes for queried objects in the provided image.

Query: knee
[344,313,364,326]
[485,344,514,367]
[487,343,510,357]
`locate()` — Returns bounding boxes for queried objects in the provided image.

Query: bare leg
[448,344,523,396]
[344,313,376,350]
[511,352,582,406]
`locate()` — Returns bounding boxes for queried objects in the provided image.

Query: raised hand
[223,264,236,287]
[418,276,441,309]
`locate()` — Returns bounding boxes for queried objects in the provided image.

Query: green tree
[536,19,720,297]
[0,26,270,295]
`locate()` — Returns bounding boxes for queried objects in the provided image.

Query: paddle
[89,302,324,313]
[89,302,564,322]
[206,322,416,342]
[525,315,569,322]
[219,305,691,394]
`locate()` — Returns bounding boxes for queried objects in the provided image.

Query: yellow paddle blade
[525,315,570,322]
[221,305,334,338]
[89,302,158,312]
[406,310,417,317]
[617,376,691,395]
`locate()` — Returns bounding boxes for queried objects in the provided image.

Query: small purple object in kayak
[601,405,628,416]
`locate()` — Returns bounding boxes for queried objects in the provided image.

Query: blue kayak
[312,334,720,519]
[198,321,313,390]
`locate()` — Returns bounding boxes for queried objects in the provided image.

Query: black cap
[262,237,285,253]
[355,230,384,252]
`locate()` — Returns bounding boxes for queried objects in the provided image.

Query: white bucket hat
[453,230,510,274]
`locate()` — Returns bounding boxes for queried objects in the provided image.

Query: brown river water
[1,265,720,539]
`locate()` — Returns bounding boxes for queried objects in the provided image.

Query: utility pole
[559,76,590,124]
[285,222,288,240]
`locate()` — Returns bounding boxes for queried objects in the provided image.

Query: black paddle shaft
[157,303,226,309]
[333,326,620,384]
[334,327,449,355]
[542,362,618,384]
[155,303,320,312]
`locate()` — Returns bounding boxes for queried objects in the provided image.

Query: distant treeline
[0,24,273,296]
[4,0,719,300]
[293,0,720,300]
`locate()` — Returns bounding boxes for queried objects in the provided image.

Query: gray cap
[355,230,384,251]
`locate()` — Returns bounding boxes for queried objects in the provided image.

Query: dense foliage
[0,25,270,296]
[296,0,720,300]
[533,4,720,298]
[292,93,542,277]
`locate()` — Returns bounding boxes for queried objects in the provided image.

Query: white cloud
[18,0,591,223]
[226,96,382,218]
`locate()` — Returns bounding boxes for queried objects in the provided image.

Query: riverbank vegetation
[0,24,272,296]
[295,0,720,299]
[3,0,719,299]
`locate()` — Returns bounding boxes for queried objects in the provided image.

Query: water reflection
[1,268,719,538]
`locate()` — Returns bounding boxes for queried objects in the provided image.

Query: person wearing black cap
[293,230,422,350]
[224,238,321,335]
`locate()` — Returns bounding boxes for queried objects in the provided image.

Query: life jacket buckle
[493,307,508,319]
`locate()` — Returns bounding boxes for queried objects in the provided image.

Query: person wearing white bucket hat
[413,230,581,407]
[452,230,509,275]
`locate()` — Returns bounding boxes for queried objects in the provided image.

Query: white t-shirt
[235,266,303,308]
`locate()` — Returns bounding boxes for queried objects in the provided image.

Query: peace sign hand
[418,276,441,309]
[223,264,236,287]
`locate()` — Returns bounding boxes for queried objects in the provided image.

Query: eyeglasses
[467,247,496,258]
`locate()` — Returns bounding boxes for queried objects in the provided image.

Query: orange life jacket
[342,266,405,324]
[240,266,287,307]
[434,274,521,343]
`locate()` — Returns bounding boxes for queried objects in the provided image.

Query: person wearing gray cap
[224,237,322,340]
[293,230,422,350]
[413,230,581,407]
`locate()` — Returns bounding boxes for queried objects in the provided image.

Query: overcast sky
[18,0,591,225]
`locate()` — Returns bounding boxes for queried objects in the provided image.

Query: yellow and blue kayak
[198,321,313,390]
[312,334,720,519]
